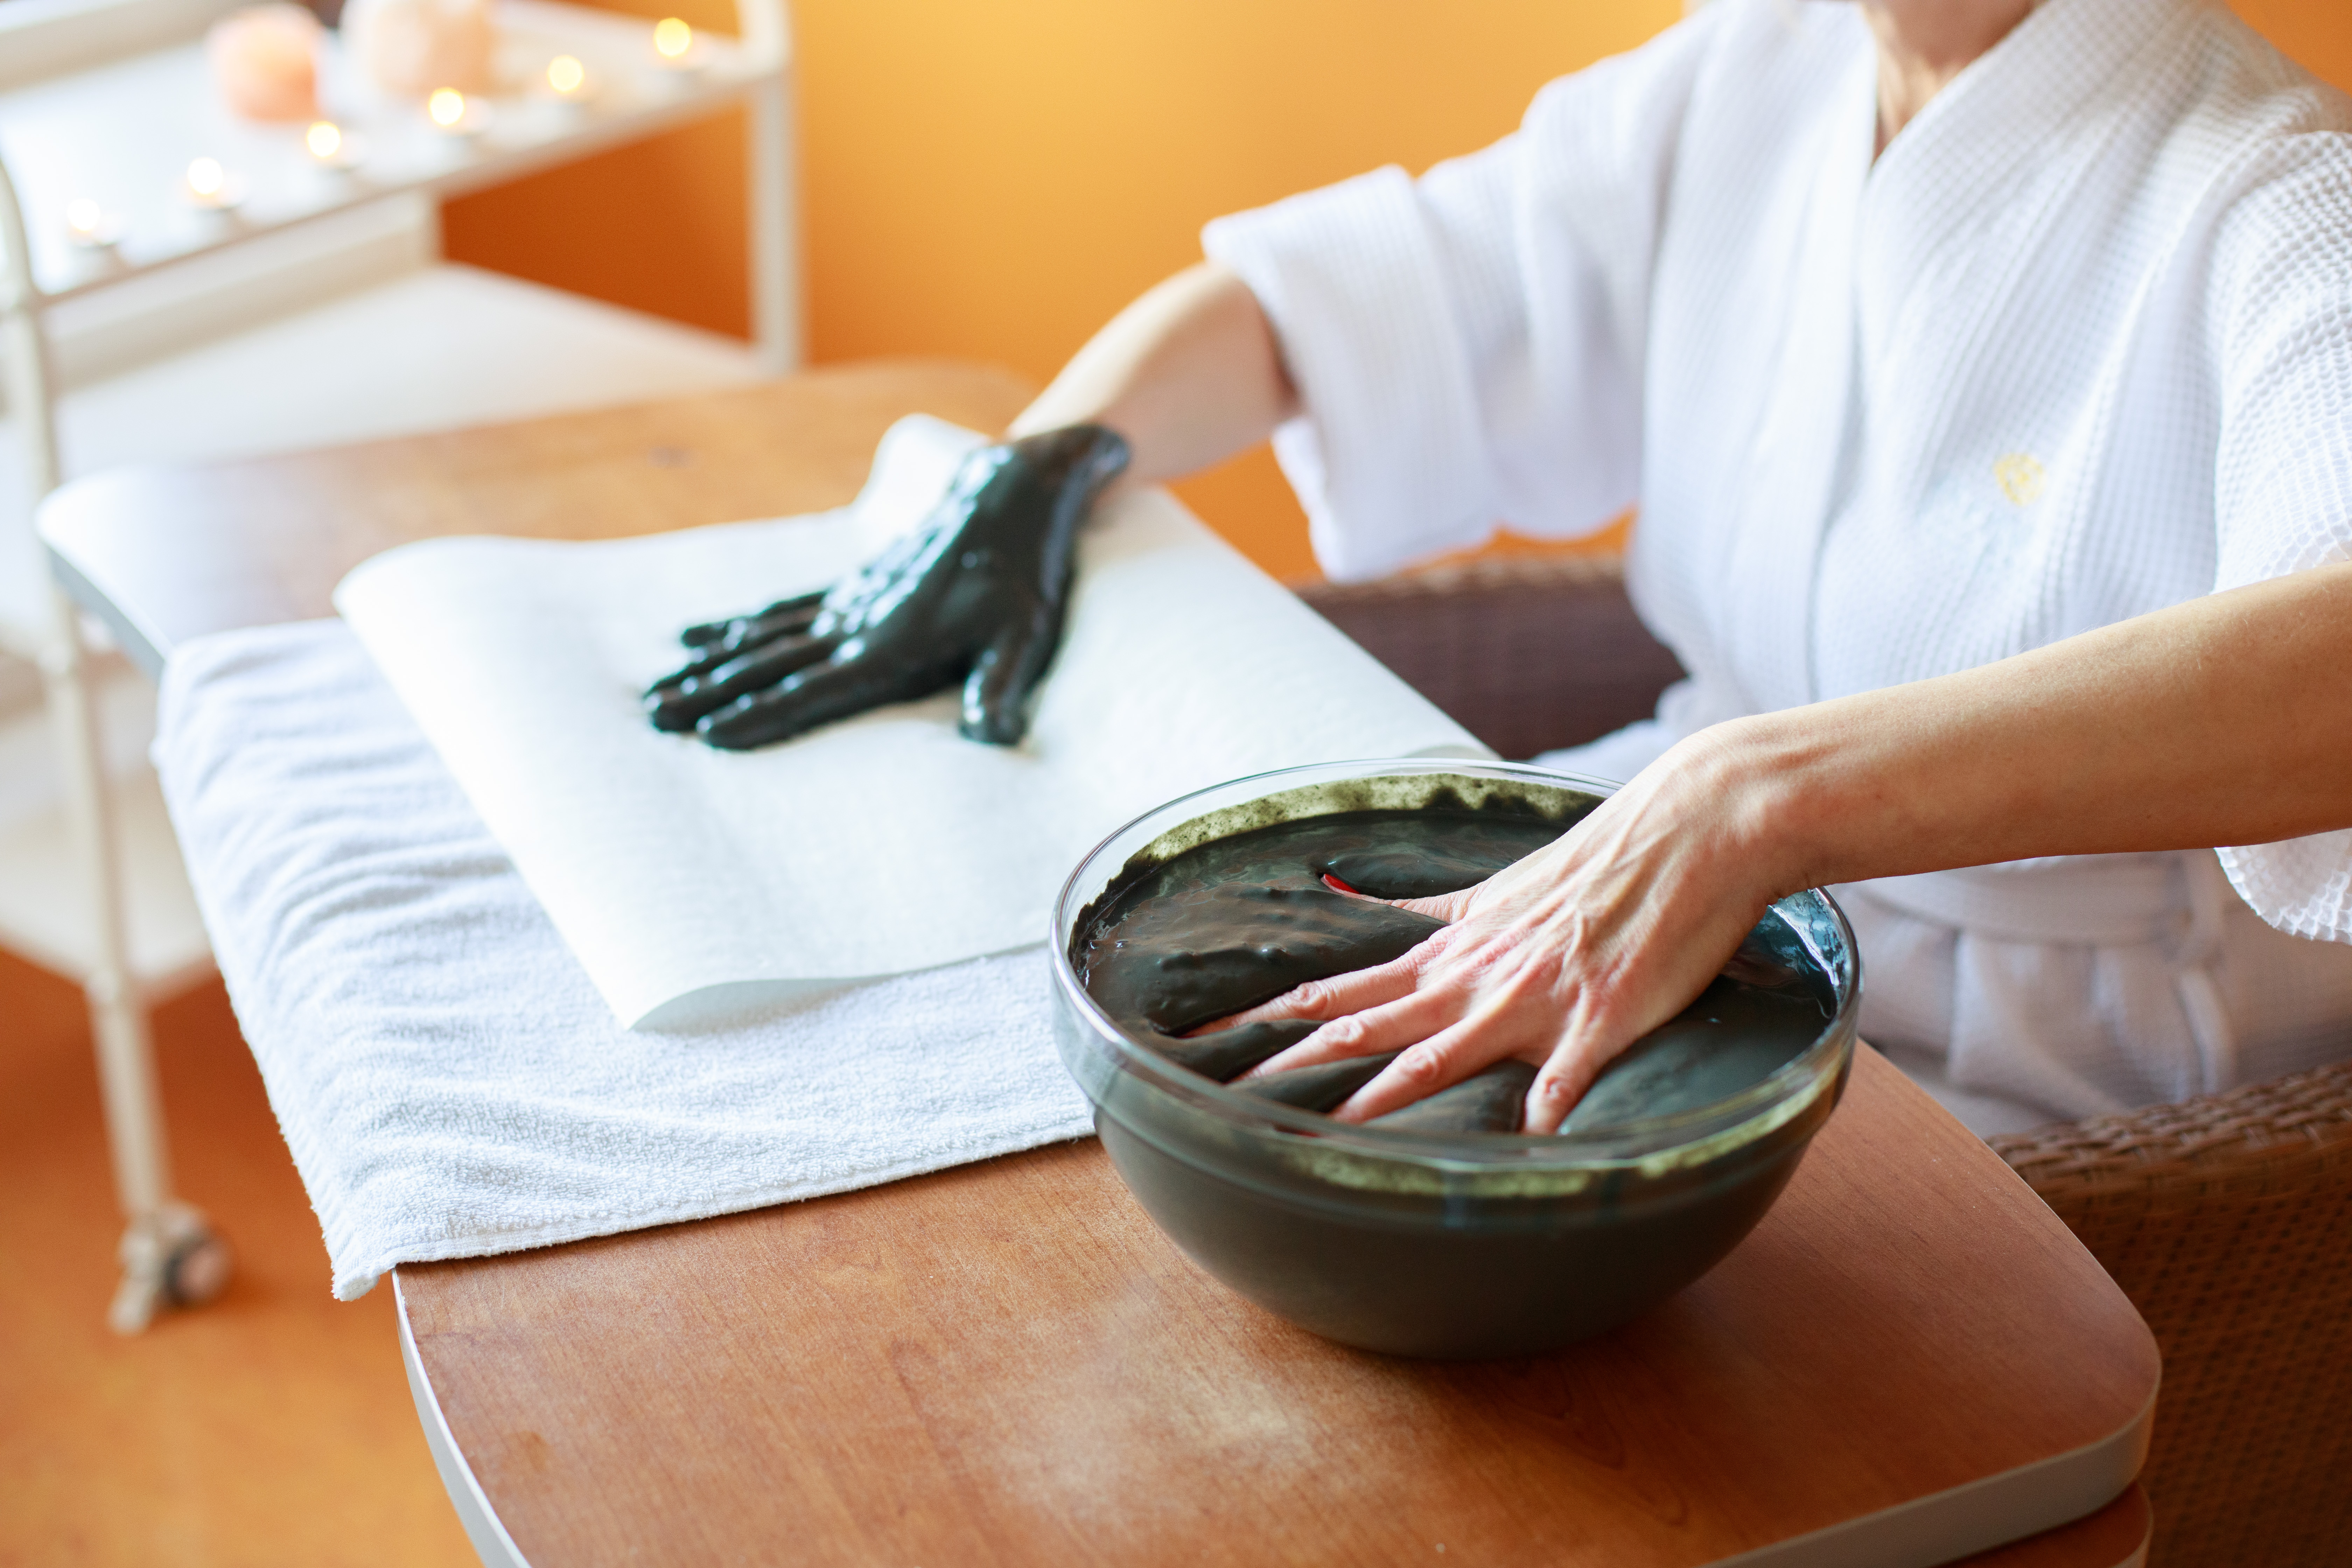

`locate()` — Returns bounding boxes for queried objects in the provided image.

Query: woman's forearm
[1715,559,2352,900]
[1007,262,1297,489]
[1234,559,2352,1132]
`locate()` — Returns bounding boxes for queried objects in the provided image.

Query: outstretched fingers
[1518,1030,1634,1135]
[960,613,1060,746]
[1327,1005,1539,1123]
[696,650,947,750]
[1219,950,1425,1035]
[679,590,827,649]
[1241,983,1470,1079]
[645,633,837,732]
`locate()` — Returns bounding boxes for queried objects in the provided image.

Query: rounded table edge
[398,1272,534,1568]
[1703,1379,2156,1568]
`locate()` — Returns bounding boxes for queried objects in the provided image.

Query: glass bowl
[1050,757,1860,1360]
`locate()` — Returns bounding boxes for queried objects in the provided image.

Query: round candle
[546,54,586,96]
[652,17,692,61]
[343,0,495,97]
[180,157,246,229]
[186,158,231,205]
[304,118,369,176]
[206,5,322,122]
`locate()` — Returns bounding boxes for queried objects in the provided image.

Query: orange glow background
[444,0,2352,580]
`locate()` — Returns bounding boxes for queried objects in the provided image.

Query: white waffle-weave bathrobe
[1204,0,2352,1133]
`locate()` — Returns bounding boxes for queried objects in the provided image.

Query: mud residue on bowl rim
[1078,771,1600,927]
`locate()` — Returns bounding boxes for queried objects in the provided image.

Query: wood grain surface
[37,358,1035,661]
[401,1048,2157,1567]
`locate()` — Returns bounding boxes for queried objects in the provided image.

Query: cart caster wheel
[165,1228,233,1307]
[107,1202,231,1333]
[108,1268,164,1336]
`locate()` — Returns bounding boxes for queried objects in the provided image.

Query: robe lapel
[1715,61,1877,715]
[1717,0,2202,716]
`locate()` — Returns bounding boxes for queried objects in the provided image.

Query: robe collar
[1862,0,2207,347]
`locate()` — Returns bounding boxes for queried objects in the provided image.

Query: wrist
[1658,713,1843,905]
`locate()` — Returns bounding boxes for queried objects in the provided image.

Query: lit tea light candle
[420,85,494,159]
[647,16,702,94]
[425,84,496,144]
[304,118,368,182]
[537,53,596,122]
[181,156,247,211]
[65,197,117,246]
[177,156,246,238]
[63,196,128,275]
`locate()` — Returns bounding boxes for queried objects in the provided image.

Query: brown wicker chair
[1298,554,2352,1568]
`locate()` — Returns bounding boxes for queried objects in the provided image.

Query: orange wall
[442,0,748,339]
[447,0,2352,581]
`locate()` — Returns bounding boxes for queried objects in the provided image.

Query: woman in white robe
[1010,0,2352,1135]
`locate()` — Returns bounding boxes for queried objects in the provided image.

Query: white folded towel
[155,620,1092,1299]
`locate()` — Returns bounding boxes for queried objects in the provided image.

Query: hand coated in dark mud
[644,424,1130,750]
[1074,807,1832,1135]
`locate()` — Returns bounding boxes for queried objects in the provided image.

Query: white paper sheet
[336,417,1484,1027]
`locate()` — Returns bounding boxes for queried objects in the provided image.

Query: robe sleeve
[2207,133,2352,944]
[1199,14,1717,581]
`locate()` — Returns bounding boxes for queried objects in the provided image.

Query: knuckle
[1279,987,1336,1025]
[1534,1047,1602,1104]
[1391,1047,1449,1090]
[1316,1013,1368,1049]
[1412,931,1463,968]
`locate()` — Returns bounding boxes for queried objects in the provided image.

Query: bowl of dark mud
[1051,758,1860,1360]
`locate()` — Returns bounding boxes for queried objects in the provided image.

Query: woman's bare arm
[1237,560,2352,1132]
[1007,262,1297,489]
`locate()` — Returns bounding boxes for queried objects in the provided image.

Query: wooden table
[43,360,2161,1567]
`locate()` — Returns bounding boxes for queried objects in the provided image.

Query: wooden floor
[0,948,475,1565]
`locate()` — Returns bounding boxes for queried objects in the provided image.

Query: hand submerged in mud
[1221,740,1802,1135]
[644,425,1131,750]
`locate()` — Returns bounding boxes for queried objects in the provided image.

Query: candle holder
[303,119,370,192]
[179,157,249,237]
[426,86,491,138]
[414,86,497,163]
[63,197,129,279]
[538,54,597,125]
[646,17,704,97]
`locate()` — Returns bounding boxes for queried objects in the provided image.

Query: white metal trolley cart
[0,0,796,1331]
